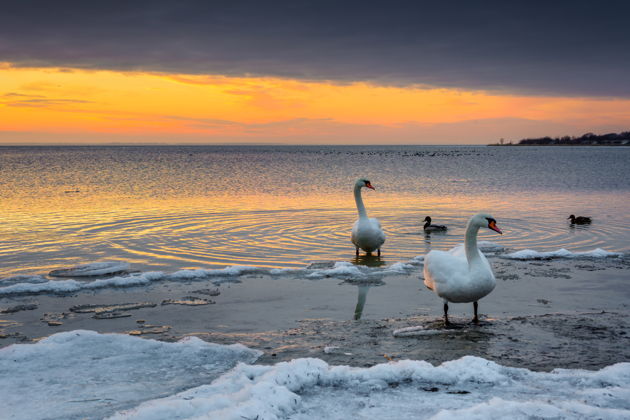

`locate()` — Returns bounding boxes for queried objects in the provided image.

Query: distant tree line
[513,131,630,146]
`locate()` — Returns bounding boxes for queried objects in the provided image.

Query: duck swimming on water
[568,215,591,224]
[423,216,448,232]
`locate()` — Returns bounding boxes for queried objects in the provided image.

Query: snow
[429,396,630,420]
[167,265,262,280]
[407,255,425,265]
[385,261,416,273]
[477,241,506,252]
[323,346,353,356]
[304,260,417,282]
[503,247,623,260]
[1,260,412,296]
[3,330,630,420]
[0,245,623,296]
[0,274,48,286]
[0,266,265,296]
[0,271,165,296]
[48,261,130,277]
[0,330,261,420]
[393,325,453,337]
[108,356,630,420]
[306,261,365,279]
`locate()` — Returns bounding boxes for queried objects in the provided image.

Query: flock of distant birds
[350,178,591,326]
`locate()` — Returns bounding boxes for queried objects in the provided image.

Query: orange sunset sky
[3,63,629,145]
[1,2,629,144]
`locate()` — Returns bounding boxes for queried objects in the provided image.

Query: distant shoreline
[489,130,630,146]
[489,143,630,146]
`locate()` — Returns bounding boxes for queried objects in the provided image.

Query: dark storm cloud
[2,1,629,96]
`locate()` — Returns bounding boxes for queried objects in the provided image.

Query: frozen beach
[1,249,629,419]
[1,145,629,419]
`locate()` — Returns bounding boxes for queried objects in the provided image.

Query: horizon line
[0,142,493,147]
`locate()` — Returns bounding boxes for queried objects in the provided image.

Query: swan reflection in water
[350,254,384,320]
[354,285,370,320]
[352,254,386,268]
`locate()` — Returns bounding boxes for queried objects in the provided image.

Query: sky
[1,0,629,144]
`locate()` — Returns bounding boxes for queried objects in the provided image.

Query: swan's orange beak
[365,182,375,190]
[488,220,502,234]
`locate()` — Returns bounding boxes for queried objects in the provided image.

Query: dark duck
[423,216,448,232]
[568,215,591,224]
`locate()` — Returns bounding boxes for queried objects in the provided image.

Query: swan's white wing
[423,250,469,300]
[369,218,386,243]
[369,217,382,229]
[351,219,361,246]
[352,218,385,252]
[424,248,496,303]
[477,251,493,274]
[448,244,466,258]
[452,245,493,273]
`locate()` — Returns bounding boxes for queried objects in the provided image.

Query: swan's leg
[377,248,381,256]
[355,247,360,256]
[443,302,450,326]
[472,301,479,324]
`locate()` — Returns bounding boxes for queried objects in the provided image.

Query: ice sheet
[503,247,623,260]
[110,356,630,420]
[0,330,261,420]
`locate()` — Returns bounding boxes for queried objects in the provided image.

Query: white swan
[351,178,385,256]
[423,213,502,325]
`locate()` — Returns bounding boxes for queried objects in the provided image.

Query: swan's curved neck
[464,220,482,265]
[354,184,368,219]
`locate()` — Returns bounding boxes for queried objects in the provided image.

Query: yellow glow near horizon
[1,63,629,143]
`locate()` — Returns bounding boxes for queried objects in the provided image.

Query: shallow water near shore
[1,145,629,419]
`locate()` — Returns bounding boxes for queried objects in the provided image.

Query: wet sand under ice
[1,256,629,372]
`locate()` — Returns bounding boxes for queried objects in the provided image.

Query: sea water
[1,145,628,277]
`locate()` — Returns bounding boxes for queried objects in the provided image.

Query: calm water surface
[1,145,628,277]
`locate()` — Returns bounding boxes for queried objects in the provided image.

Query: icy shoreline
[0,245,623,297]
[111,354,630,420]
[2,330,630,420]
[0,330,261,420]
[1,246,629,419]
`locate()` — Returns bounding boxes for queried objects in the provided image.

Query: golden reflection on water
[1,187,628,277]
